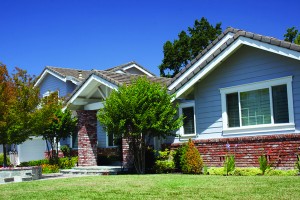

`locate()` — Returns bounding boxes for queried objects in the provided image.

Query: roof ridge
[46,66,90,71]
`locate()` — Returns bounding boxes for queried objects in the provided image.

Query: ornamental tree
[0,65,40,166]
[35,92,77,160]
[97,77,182,174]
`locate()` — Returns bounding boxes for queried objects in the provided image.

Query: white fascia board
[67,74,118,105]
[175,36,300,99]
[123,64,154,77]
[34,69,66,87]
[84,102,104,110]
[240,37,300,60]
[168,33,235,90]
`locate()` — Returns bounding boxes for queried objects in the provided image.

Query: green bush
[0,153,10,166]
[154,149,175,173]
[265,169,298,176]
[60,145,71,157]
[180,139,203,174]
[233,168,262,176]
[295,155,300,173]
[41,164,60,174]
[58,157,78,169]
[173,144,188,170]
[207,167,226,175]
[258,155,270,175]
[19,159,49,167]
[224,155,235,176]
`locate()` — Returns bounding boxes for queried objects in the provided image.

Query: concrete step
[60,166,122,176]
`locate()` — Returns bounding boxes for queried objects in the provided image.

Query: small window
[179,102,196,136]
[108,133,114,147]
[221,76,294,135]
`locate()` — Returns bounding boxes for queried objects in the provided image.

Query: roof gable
[169,27,300,98]
[105,61,155,77]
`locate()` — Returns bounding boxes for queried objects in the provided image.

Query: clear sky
[1,0,299,77]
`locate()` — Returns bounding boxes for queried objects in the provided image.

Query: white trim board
[123,64,154,77]
[34,69,80,87]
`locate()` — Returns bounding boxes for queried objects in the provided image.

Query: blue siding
[39,74,67,97]
[194,46,300,138]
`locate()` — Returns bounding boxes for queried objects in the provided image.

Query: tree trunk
[2,144,7,167]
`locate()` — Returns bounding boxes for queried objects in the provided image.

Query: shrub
[295,154,300,173]
[207,167,226,175]
[233,168,262,176]
[180,139,203,174]
[58,157,78,169]
[154,149,175,173]
[0,153,10,166]
[258,155,270,175]
[19,159,49,167]
[60,145,71,157]
[173,143,188,170]
[41,164,59,174]
[224,155,235,176]
[265,168,298,176]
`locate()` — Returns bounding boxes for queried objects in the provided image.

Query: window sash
[179,102,196,136]
[226,84,289,128]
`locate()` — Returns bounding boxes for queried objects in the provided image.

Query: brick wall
[122,138,133,168]
[171,133,300,168]
[77,110,98,166]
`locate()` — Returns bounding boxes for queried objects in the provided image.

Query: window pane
[240,88,271,126]
[72,131,78,148]
[226,93,240,127]
[182,107,195,134]
[272,84,289,123]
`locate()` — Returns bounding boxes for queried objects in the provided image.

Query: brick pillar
[77,110,98,166]
[122,138,133,168]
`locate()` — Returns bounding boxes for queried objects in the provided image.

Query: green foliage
[159,17,222,77]
[203,165,209,175]
[180,139,203,174]
[41,164,59,174]
[265,169,298,176]
[57,157,78,169]
[35,92,77,159]
[154,148,176,173]
[233,168,262,176]
[258,155,270,175]
[207,167,226,175]
[173,143,188,170]
[60,145,71,157]
[98,77,182,174]
[19,157,78,170]
[224,155,235,176]
[284,27,300,44]
[0,153,10,166]
[295,155,300,172]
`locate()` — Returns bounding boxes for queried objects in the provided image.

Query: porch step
[60,166,123,176]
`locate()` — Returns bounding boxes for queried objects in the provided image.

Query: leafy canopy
[284,27,300,45]
[159,17,222,78]
[98,77,182,173]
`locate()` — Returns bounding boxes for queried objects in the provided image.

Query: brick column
[77,110,98,166]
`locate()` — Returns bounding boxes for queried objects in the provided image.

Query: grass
[0,174,300,199]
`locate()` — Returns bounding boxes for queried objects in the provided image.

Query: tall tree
[284,27,300,45]
[98,77,183,174]
[0,65,40,166]
[35,92,77,160]
[159,17,222,78]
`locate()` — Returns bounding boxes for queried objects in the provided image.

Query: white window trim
[43,90,60,98]
[220,76,295,135]
[106,133,118,147]
[179,101,196,137]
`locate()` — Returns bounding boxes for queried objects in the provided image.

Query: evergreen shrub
[180,139,203,174]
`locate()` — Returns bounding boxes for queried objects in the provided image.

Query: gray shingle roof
[46,66,91,82]
[66,70,170,103]
[105,61,156,76]
[169,27,300,94]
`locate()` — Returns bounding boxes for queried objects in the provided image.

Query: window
[108,133,114,147]
[179,102,196,136]
[220,76,294,135]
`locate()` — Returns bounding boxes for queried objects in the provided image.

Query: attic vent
[78,70,83,79]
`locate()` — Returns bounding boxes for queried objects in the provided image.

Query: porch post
[122,138,133,168]
[77,110,98,166]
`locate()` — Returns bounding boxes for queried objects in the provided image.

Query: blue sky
[1,0,299,76]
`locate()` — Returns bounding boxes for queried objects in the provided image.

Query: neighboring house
[17,61,156,163]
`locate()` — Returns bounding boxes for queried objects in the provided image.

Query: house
[167,27,300,168]
[65,27,300,169]
[17,61,158,163]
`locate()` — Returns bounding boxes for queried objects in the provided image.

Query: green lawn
[0,175,299,199]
